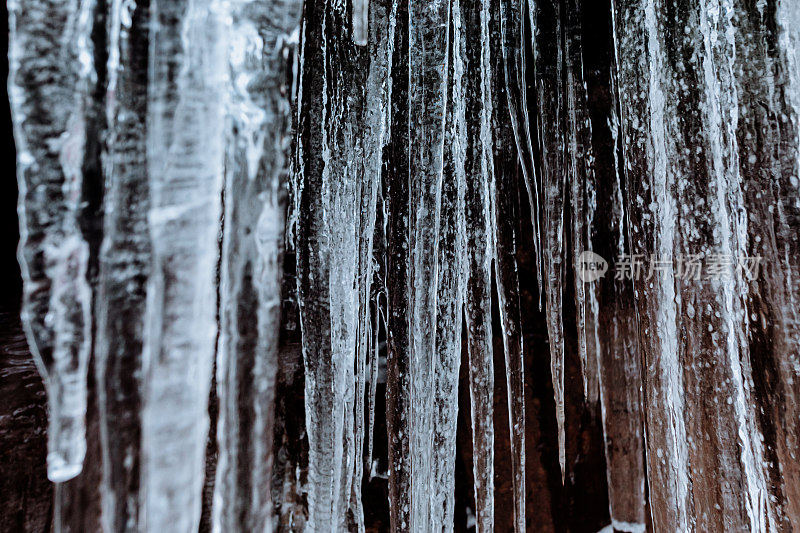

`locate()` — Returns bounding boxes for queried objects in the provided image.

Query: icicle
[139,1,227,531]
[296,0,372,528]
[96,0,150,529]
[213,1,301,531]
[532,0,567,480]
[498,0,542,280]
[562,0,597,403]
[489,0,526,527]
[405,0,453,529]
[9,0,96,483]
[457,0,495,528]
[428,9,466,532]
[354,0,395,513]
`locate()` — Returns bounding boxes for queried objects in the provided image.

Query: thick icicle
[9,0,96,483]
[295,0,371,527]
[212,1,301,531]
[458,0,495,527]
[382,0,453,528]
[95,0,150,529]
[489,0,526,527]
[532,0,567,479]
[139,1,227,531]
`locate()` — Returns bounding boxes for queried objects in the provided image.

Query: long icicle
[364,0,396,481]
[459,0,495,526]
[429,9,466,531]
[489,0,526,526]
[140,1,227,530]
[213,0,301,531]
[532,0,567,480]
[9,0,96,484]
[407,0,452,526]
[295,0,370,527]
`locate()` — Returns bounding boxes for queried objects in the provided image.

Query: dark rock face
[0,313,51,532]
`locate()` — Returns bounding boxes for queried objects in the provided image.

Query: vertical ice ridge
[140,1,227,531]
[213,1,301,531]
[733,0,800,527]
[9,0,96,484]
[364,0,396,480]
[96,0,150,530]
[350,0,395,524]
[696,2,773,529]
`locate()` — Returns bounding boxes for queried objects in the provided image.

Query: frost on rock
[612,0,795,529]
[9,0,95,483]
[139,1,227,531]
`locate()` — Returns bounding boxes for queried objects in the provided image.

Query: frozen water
[9,0,800,530]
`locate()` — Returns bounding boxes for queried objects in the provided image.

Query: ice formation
[8,0,800,530]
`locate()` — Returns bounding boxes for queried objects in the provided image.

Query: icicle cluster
[8,0,800,530]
